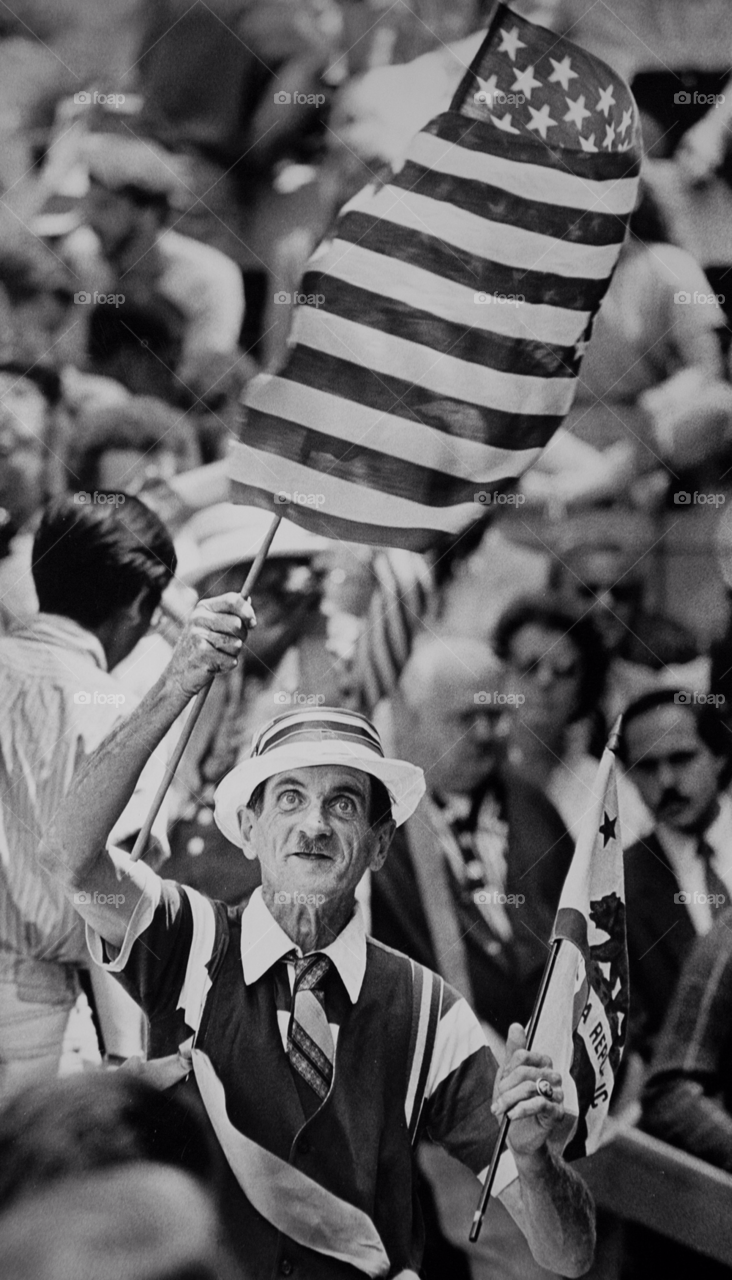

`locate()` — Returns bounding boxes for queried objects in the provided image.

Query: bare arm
[495,1024,596,1277]
[38,593,254,949]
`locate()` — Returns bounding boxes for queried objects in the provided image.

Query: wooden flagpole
[469,937,562,1242]
[129,511,282,862]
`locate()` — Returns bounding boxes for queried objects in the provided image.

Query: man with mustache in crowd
[619,688,732,1062]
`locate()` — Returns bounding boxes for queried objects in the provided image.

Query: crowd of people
[0,2,732,1279]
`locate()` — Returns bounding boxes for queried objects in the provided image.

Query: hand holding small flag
[491,1023,565,1154]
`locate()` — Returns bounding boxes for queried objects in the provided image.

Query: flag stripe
[405,125,640,215]
[241,412,539,506]
[228,450,485,547]
[419,111,641,184]
[393,161,627,247]
[335,213,614,311]
[286,309,578,416]
[336,189,622,280]
[299,270,585,369]
[246,376,546,478]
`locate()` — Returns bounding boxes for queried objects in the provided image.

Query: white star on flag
[527,103,556,139]
[564,94,591,129]
[596,85,616,117]
[618,108,633,137]
[512,64,542,100]
[579,132,598,152]
[497,25,526,59]
[474,73,499,105]
[603,122,616,149]
[491,112,520,133]
[548,56,578,91]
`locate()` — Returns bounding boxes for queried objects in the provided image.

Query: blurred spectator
[370,636,573,1280]
[545,507,706,722]
[0,1071,218,1211]
[0,1163,240,1280]
[0,225,76,368]
[643,905,732,1171]
[618,689,732,1062]
[62,134,246,405]
[493,595,649,845]
[0,494,176,1095]
[68,396,201,495]
[561,181,729,474]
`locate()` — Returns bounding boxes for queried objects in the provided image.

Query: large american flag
[229,3,642,551]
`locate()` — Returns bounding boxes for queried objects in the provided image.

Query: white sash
[191,1046,391,1278]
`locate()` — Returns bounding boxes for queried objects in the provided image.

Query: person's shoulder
[160,230,240,281]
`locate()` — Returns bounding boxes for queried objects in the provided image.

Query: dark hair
[618,688,732,781]
[32,492,176,629]
[493,595,608,722]
[0,1073,217,1214]
[248,773,393,828]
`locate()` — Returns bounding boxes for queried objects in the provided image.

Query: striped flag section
[229,3,642,550]
[491,720,628,1196]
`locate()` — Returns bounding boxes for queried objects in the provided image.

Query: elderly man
[39,591,595,1280]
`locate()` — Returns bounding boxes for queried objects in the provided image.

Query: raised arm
[38,592,254,949]
[494,1024,596,1277]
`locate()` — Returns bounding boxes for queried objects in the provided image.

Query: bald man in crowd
[370,637,574,1280]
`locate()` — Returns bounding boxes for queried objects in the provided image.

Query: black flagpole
[469,937,561,1242]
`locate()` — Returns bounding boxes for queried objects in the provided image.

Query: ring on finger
[536,1078,554,1101]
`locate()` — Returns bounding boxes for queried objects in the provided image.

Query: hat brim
[213,741,425,845]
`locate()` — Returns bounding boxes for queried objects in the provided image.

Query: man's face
[0,375,47,527]
[240,765,392,907]
[556,550,640,652]
[623,705,726,832]
[409,665,508,796]
[507,623,583,736]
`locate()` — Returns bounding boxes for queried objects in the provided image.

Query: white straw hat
[214,707,425,844]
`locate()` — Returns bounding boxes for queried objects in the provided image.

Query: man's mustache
[294,834,332,854]
[658,790,686,811]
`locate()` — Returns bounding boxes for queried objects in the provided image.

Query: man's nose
[656,762,677,793]
[299,802,332,837]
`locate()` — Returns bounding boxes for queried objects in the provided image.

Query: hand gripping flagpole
[129,512,282,863]
[469,938,561,1242]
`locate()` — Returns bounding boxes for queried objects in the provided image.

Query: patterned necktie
[287,953,334,1103]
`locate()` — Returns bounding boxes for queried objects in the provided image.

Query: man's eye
[332,796,355,816]
[279,791,301,808]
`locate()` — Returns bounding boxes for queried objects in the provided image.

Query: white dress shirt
[657,793,732,934]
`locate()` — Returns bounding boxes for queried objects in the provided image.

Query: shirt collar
[20,613,108,672]
[240,887,367,1003]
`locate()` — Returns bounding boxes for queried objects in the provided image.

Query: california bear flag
[491,720,628,1196]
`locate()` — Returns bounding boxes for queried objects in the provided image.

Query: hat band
[255,721,384,759]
